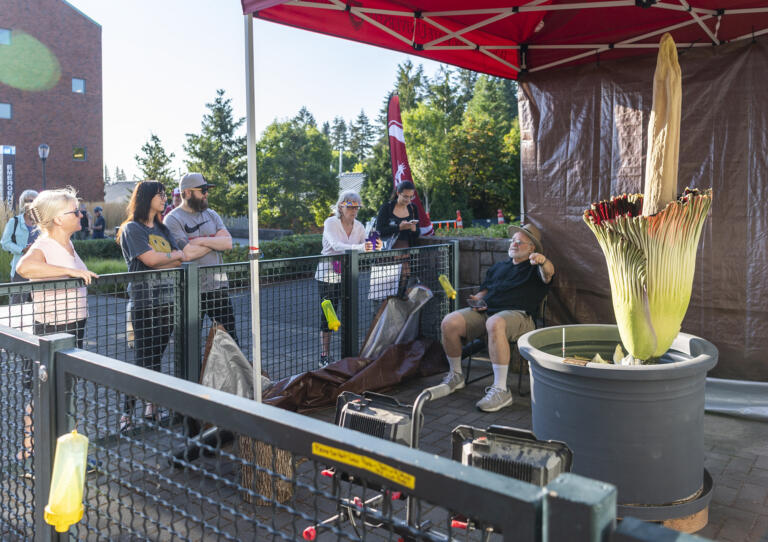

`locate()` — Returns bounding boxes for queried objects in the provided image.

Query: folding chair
[462,295,548,396]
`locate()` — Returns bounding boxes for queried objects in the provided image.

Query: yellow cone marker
[45,430,89,532]
[321,299,340,331]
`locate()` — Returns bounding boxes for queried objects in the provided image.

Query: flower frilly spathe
[583,188,712,362]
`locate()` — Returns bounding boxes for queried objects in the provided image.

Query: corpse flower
[582,34,713,363]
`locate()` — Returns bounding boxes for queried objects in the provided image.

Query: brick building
[1,0,103,204]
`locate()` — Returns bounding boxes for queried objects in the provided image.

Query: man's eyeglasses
[190,187,209,194]
[510,238,532,246]
[61,209,83,217]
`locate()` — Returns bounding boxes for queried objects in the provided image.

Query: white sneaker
[476,387,513,412]
[440,371,466,393]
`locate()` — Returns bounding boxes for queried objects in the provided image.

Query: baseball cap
[172,188,180,196]
[94,206,103,212]
[179,172,213,191]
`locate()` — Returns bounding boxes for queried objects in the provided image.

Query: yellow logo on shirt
[148,234,171,253]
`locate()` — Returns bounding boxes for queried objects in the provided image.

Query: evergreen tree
[119,168,127,181]
[427,66,462,126]
[330,117,348,150]
[295,106,316,128]
[104,165,111,184]
[348,109,375,162]
[321,121,331,138]
[184,89,247,215]
[114,166,121,182]
[395,60,425,111]
[135,133,175,186]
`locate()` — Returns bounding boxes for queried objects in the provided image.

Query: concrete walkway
[309,367,768,542]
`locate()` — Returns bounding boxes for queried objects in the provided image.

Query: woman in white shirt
[315,191,381,367]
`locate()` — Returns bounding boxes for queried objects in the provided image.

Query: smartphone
[408,219,419,224]
[467,298,487,309]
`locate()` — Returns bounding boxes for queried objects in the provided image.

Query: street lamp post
[38,144,50,190]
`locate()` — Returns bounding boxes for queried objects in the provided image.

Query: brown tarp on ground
[263,338,446,412]
[518,37,768,382]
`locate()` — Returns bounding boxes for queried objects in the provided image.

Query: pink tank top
[30,237,88,325]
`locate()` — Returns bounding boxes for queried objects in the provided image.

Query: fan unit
[451,425,572,486]
[334,391,422,447]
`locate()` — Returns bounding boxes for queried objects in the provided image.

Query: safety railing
[0,319,708,541]
[0,243,457,385]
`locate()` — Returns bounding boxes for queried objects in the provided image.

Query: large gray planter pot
[517,324,717,521]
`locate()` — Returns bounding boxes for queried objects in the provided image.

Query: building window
[73,147,87,161]
[0,103,11,119]
[0,28,10,45]
[72,78,86,94]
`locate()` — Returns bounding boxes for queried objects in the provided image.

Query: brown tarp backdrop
[518,37,768,382]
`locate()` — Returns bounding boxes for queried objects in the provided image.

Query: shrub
[433,223,516,238]
[73,238,123,260]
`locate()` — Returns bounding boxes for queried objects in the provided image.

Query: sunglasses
[62,209,83,217]
[190,187,209,194]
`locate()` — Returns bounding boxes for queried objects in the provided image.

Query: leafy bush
[433,223,516,238]
[73,238,123,260]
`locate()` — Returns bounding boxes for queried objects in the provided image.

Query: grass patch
[85,259,126,276]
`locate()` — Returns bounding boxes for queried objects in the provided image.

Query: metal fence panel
[0,326,38,541]
[57,349,545,542]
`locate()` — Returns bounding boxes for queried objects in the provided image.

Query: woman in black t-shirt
[116,181,186,431]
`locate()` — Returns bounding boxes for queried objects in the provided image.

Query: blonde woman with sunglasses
[16,187,98,346]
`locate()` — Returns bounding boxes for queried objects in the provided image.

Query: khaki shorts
[458,308,534,343]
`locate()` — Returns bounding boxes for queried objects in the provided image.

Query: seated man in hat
[439,224,555,412]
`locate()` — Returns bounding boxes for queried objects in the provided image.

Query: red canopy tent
[239,1,768,385]
[241,1,768,79]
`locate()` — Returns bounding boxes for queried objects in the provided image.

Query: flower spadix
[582,33,712,362]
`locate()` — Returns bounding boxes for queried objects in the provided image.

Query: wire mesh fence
[0,244,455,386]
[0,339,36,541]
[57,349,533,542]
[358,245,452,355]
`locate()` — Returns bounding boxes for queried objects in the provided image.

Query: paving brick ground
[306,361,768,542]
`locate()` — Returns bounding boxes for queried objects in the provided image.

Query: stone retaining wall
[417,236,510,295]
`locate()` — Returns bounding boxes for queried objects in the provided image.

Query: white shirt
[315,216,366,283]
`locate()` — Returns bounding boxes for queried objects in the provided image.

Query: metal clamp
[39,364,48,382]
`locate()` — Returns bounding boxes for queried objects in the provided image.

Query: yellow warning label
[312,442,415,490]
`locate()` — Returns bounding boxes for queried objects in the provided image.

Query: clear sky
[65,0,444,182]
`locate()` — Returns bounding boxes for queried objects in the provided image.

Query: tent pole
[244,14,262,402]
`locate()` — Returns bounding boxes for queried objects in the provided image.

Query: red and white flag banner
[387,94,433,236]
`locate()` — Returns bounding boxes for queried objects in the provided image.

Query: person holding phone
[375,181,421,249]
[438,224,555,412]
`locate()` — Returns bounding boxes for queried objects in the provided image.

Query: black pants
[132,303,174,372]
[201,290,239,345]
[125,303,173,415]
[28,319,86,389]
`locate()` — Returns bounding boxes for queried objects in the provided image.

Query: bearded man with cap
[439,223,555,412]
[165,173,239,344]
